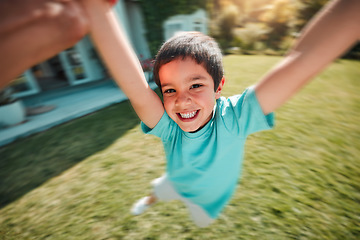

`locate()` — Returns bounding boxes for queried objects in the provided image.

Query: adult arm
[84,0,164,128]
[255,0,360,115]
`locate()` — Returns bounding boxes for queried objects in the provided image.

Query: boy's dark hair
[153,32,224,91]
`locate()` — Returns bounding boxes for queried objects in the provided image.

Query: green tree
[259,0,297,49]
[296,0,329,30]
[215,5,239,50]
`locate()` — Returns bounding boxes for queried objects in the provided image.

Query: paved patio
[0,80,157,147]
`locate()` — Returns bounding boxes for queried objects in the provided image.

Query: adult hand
[0,0,118,89]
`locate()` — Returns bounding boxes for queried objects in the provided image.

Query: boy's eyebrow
[190,74,206,79]
[161,74,209,88]
[161,83,172,88]
[189,74,207,81]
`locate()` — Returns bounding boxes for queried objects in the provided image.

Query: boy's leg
[131,193,157,215]
[153,175,214,227]
[131,175,181,215]
[182,199,214,228]
[153,175,215,227]
[131,175,214,227]
[151,175,182,202]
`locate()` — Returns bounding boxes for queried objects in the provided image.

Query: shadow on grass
[0,100,140,208]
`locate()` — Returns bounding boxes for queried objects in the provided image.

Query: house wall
[163,9,208,40]
[126,2,152,59]
[113,0,132,44]
[114,0,151,59]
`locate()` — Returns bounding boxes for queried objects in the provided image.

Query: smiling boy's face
[159,58,224,132]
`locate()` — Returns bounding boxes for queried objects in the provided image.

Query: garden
[0,55,359,239]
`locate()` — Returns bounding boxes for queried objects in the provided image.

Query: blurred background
[2,0,359,147]
[0,1,359,239]
[141,0,360,58]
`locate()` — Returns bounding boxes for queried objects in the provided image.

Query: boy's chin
[178,122,206,133]
[180,126,199,133]
[173,121,196,132]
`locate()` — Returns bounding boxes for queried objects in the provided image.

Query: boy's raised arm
[254,0,360,115]
[84,0,164,128]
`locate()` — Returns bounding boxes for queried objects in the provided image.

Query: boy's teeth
[180,110,197,119]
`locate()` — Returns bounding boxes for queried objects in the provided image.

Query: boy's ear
[215,77,225,99]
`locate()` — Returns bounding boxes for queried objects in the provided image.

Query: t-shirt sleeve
[221,86,274,138]
[141,111,176,141]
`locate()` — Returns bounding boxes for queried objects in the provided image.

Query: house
[163,9,208,40]
[9,1,152,99]
[0,3,208,147]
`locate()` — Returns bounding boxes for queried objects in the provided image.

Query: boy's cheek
[163,100,175,117]
[162,96,171,106]
[163,101,171,113]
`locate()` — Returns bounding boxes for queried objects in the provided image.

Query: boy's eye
[191,84,202,89]
[164,89,175,94]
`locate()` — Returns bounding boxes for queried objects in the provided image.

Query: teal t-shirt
[141,87,274,218]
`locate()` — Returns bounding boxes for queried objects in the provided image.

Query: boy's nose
[175,92,191,107]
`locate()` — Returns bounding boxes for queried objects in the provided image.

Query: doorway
[32,56,69,91]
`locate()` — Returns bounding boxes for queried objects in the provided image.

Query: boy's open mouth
[177,110,198,120]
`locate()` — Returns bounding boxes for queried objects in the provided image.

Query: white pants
[151,175,214,228]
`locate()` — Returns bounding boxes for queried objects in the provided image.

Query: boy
[130,32,275,228]
[84,0,360,227]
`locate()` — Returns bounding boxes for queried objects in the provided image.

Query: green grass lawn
[1,55,359,240]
